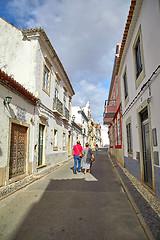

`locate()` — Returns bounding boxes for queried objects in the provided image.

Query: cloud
[3,0,131,122]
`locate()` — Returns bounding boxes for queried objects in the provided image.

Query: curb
[108,154,155,240]
[0,157,73,201]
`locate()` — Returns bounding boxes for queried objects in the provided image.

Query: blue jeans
[74,155,81,171]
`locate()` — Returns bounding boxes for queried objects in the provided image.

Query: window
[68,98,71,115]
[63,91,66,113]
[43,65,50,93]
[63,132,66,150]
[115,120,117,145]
[54,80,59,101]
[117,117,121,145]
[53,129,58,151]
[133,26,145,89]
[116,77,118,97]
[110,126,113,146]
[113,90,115,102]
[123,71,128,99]
[126,122,132,154]
[135,36,143,79]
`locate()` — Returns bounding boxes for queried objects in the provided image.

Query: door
[9,123,27,178]
[38,124,45,166]
[68,132,71,157]
[141,109,152,188]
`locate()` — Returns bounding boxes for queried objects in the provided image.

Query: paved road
[0,150,148,240]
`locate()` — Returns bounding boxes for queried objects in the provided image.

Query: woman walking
[82,143,93,174]
[73,140,83,174]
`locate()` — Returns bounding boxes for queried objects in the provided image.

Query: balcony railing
[63,107,69,121]
[103,117,113,125]
[103,99,117,119]
[53,97,63,116]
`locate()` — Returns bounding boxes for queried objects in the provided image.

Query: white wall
[101,125,109,146]
[0,84,36,169]
[120,0,160,158]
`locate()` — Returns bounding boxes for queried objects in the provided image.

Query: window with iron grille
[123,71,128,99]
[135,36,143,79]
[126,122,132,154]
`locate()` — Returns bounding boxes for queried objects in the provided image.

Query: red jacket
[73,144,83,156]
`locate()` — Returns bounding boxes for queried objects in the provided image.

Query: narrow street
[0,150,148,240]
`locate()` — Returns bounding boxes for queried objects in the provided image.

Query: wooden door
[68,132,71,156]
[9,123,27,178]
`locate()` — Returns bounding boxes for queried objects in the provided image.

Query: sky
[0,0,131,124]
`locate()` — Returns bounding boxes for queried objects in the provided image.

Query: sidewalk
[108,153,160,240]
[0,157,72,200]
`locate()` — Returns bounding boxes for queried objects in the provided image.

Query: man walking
[73,140,83,174]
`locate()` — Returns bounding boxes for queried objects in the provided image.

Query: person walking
[82,142,93,174]
[73,140,83,174]
[95,144,99,155]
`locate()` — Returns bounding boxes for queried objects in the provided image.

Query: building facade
[71,106,89,148]
[0,70,39,186]
[103,43,123,165]
[0,18,75,186]
[117,0,160,198]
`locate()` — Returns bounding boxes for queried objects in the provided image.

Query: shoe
[78,170,81,173]
[73,170,77,174]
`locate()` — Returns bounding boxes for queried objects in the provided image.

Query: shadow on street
[9,150,147,240]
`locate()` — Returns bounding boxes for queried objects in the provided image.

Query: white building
[0,18,75,186]
[71,106,89,148]
[118,0,160,199]
[101,125,109,147]
[0,69,39,186]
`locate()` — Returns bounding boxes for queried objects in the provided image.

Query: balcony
[62,107,69,121]
[103,100,117,125]
[103,117,114,125]
[53,97,63,116]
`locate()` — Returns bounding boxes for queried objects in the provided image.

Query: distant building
[101,125,109,147]
[71,105,89,148]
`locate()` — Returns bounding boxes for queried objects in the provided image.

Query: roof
[22,28,75,96]
[115,0,137,75]
[108,43,121,100]
[0,69,39,105]
[0,17,75,96]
